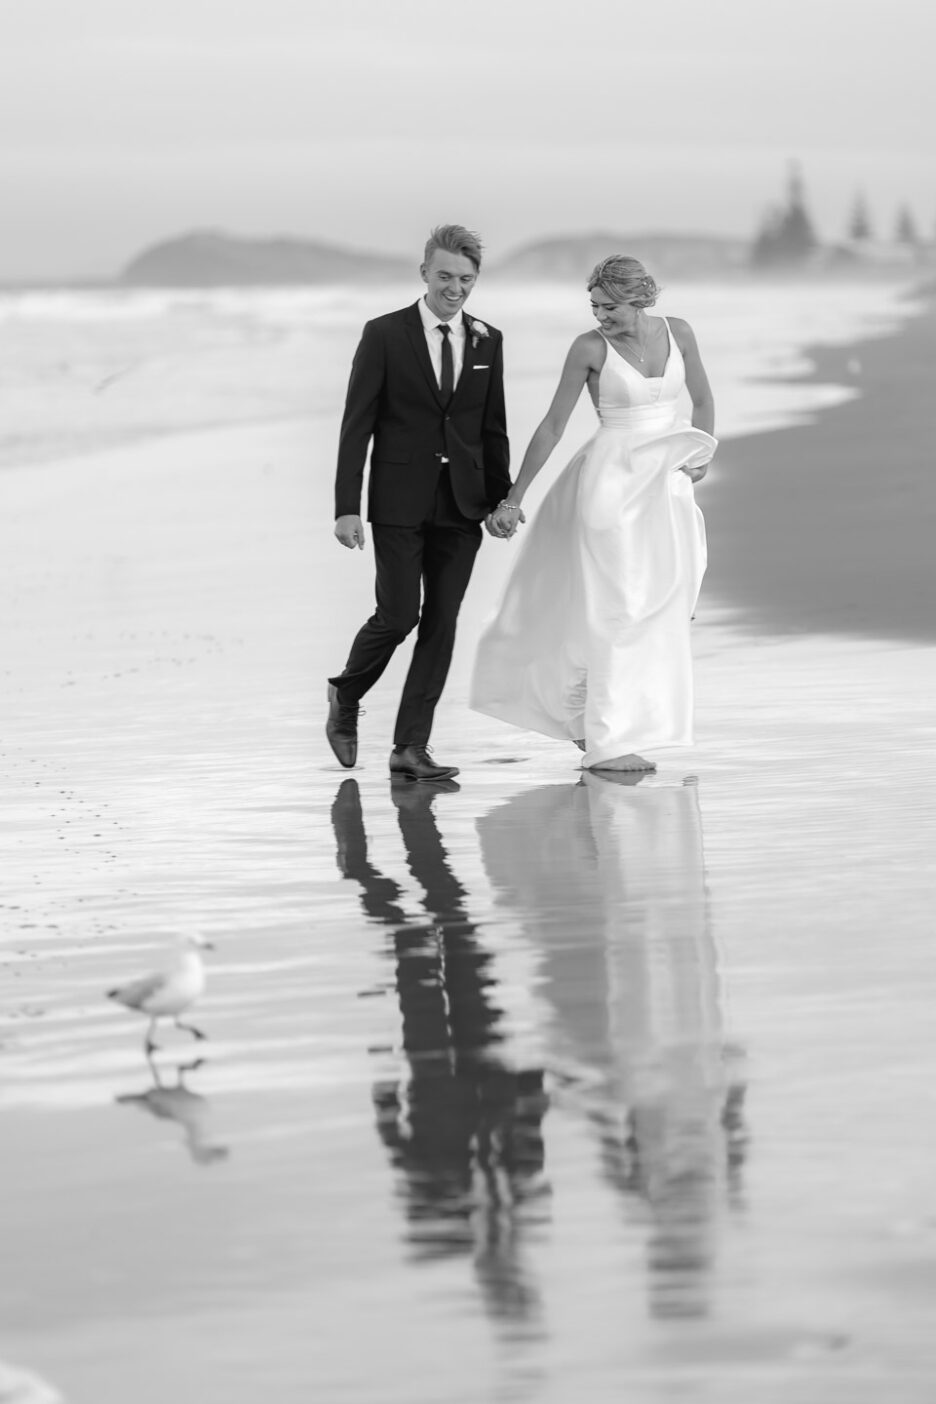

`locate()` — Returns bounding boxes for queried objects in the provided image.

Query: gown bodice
[598,318,684,429]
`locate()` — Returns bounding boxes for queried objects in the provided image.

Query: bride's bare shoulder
[665,316,696,347]
[568,329,606,367]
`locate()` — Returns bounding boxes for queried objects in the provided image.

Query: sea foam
[0,278,916,470]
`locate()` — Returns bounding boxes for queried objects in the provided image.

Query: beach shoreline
[703,281,936,643]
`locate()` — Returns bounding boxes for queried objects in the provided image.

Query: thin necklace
[610,320,647,362]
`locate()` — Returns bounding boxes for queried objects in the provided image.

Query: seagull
[106,932,214,1053]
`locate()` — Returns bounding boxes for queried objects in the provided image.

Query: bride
[470,255,717,772]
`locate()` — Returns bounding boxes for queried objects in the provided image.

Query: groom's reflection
[478,772,748,1320]
[330,778,549,1328]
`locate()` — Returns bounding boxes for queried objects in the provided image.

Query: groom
[326,224,512,781]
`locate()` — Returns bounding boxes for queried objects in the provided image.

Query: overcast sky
[2,0,932,279]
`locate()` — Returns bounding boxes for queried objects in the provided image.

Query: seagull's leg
[144,1017,160,1053]
[175,1016,206,1042]
[177,1056,205,1085]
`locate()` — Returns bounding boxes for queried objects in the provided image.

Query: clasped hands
[485,502,525,540]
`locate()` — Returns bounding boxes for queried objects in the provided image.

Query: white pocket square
[473,364,490,370]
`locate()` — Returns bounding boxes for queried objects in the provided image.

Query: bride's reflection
[331,778,549,1328]
[478,772,747,1320]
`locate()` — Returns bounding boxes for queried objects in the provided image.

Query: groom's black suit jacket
[335,301,510,526]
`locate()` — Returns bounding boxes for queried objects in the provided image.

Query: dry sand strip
[703,281,936,644]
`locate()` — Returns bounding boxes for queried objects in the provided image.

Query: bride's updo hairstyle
[587,255,659,309]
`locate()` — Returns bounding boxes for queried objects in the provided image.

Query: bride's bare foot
[573,739,586,752]
[587,753,657,772]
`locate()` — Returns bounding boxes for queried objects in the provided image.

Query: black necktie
[438,323,454,401]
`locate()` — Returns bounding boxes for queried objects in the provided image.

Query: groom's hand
[487,504,525,539]
[335,514,366,549]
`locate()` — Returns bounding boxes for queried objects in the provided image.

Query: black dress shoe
[388,744,460,781]
[326,683,359,768]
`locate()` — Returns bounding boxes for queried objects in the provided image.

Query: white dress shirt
[418,296,466,389]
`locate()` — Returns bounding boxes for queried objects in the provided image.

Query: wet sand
[3,304,936,1402]
[704,284,936,641]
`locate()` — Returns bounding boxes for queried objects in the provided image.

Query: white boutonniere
[468,318,489,349]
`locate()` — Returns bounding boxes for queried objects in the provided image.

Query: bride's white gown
[470,319,717,767]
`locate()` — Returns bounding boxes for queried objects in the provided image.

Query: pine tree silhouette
[848,192,873,242]
[750,163,818,267]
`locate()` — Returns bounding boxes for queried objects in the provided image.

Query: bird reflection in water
[115,1056,230,1166]
[478,771,748,1321]
[331,778,549,1330]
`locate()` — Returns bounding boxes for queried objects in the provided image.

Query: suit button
[444,415,450,422]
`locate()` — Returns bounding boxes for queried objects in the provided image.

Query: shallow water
[0,278,911,469]
[3,411,936,1401]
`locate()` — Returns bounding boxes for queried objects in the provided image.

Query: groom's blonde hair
[424,224,484,271]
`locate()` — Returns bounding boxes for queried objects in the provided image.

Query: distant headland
[119,228,756,287]
[19,165,933,291]
[119,173,933,287]
[121,231,413,286]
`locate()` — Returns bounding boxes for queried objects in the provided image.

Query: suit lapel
[403,301,446,409]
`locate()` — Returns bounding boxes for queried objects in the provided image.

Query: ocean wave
[0,278,918,469]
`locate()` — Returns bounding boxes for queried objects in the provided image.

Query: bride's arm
[670,318,715,437]
[493,335,597,529]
